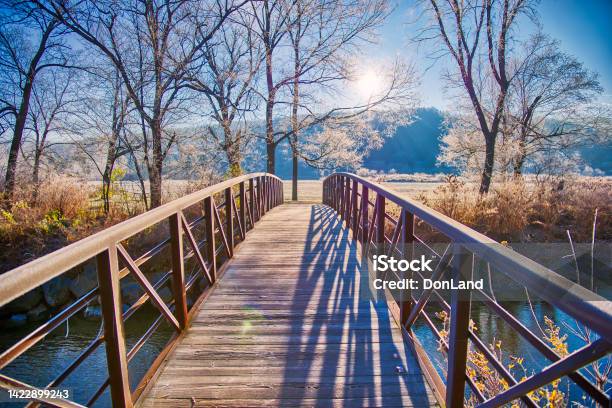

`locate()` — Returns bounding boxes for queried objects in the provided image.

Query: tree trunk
[291,23,301,201]
[3,21,55,199]
[31,149,42,203]
[149,167,162,208]
[513,114,532,178]
[513,137,526,178]
[266,141,275,174]
[4,77,35,198]
[148,120,163,208]
[226,143,242,177]
[101,137,118,214]
[291,146,298,201]
[479,135,496,194]
[264,19,276,175]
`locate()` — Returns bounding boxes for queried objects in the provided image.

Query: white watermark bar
[362,242,611,302]
[0,387,73,403]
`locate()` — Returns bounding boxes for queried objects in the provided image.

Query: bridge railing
[0,173,283,408]
[323,172,611,408]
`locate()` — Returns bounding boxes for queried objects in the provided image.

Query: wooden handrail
[0,173,280,308]
[323,172,611,408]
[0,173,283,407]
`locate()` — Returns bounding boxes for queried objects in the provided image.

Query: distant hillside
[242,107,612,179]
[363,108,451,174]
[266,107,450,179]
[578,143,612,175]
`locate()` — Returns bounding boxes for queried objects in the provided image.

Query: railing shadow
[279,204,431,406]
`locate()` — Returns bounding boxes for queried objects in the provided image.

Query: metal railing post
[169,213,188,329]
[204,196,217,281]
[225,187,234,257]
[375,194,386,254]
[445,245,473,408]
[96,245,133,408]
[400,209,415,327]
[274,178,278,206]
[338,176,342,211]
[337,176,343,217]
[331,177,336,209]
[344,178,351,224]
[262,177,267,212]
[351,180,358,237]
[257,177,263,218]
[249,178,256,224]
[239,182,246,235]
[361,185,369,244]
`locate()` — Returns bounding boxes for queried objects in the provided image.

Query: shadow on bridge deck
[140,204,438,407]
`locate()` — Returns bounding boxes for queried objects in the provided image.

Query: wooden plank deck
[140,203,438,407]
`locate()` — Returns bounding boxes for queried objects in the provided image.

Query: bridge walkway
[140,203,438,407]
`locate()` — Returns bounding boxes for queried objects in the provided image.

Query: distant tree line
[416,0,610,192]
[1,0,609,213]
[0,0,416,208]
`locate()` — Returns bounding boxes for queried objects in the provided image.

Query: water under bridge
[0,173,610,407]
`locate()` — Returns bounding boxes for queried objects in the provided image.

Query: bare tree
[30,0,250,207]
[438,33,607,178]
[69,65,132,213]
[247,0,294,174]
[0,3,70,199]
[22,68,76,200]
[416,0,536,193]
[283,0,398,200]
[508,34,603,176]
[187,14,263,177]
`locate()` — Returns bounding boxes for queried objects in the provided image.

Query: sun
[356,69,382,98]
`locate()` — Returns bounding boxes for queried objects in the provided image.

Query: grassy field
[282,179,443,202]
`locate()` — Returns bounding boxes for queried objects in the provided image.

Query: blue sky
[368,0,612,109]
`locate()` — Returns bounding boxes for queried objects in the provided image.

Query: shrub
[415,176,611,242]
[0,176,131,273]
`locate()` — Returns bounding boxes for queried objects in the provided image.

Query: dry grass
[0,176,133,272]
[1,173,608,273]
[416,176,611,242]
[281,176,610,242]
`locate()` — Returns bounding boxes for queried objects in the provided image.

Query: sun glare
[356,70,382,98]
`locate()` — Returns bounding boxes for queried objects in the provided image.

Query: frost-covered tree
[438,33,608,178]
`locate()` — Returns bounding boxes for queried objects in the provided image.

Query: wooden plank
[140,204,437,407]
[156,362,422,377]
[141,395,433,408]
[145,378,435,400]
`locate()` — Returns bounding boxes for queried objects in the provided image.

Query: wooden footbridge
[0,173,610,407]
